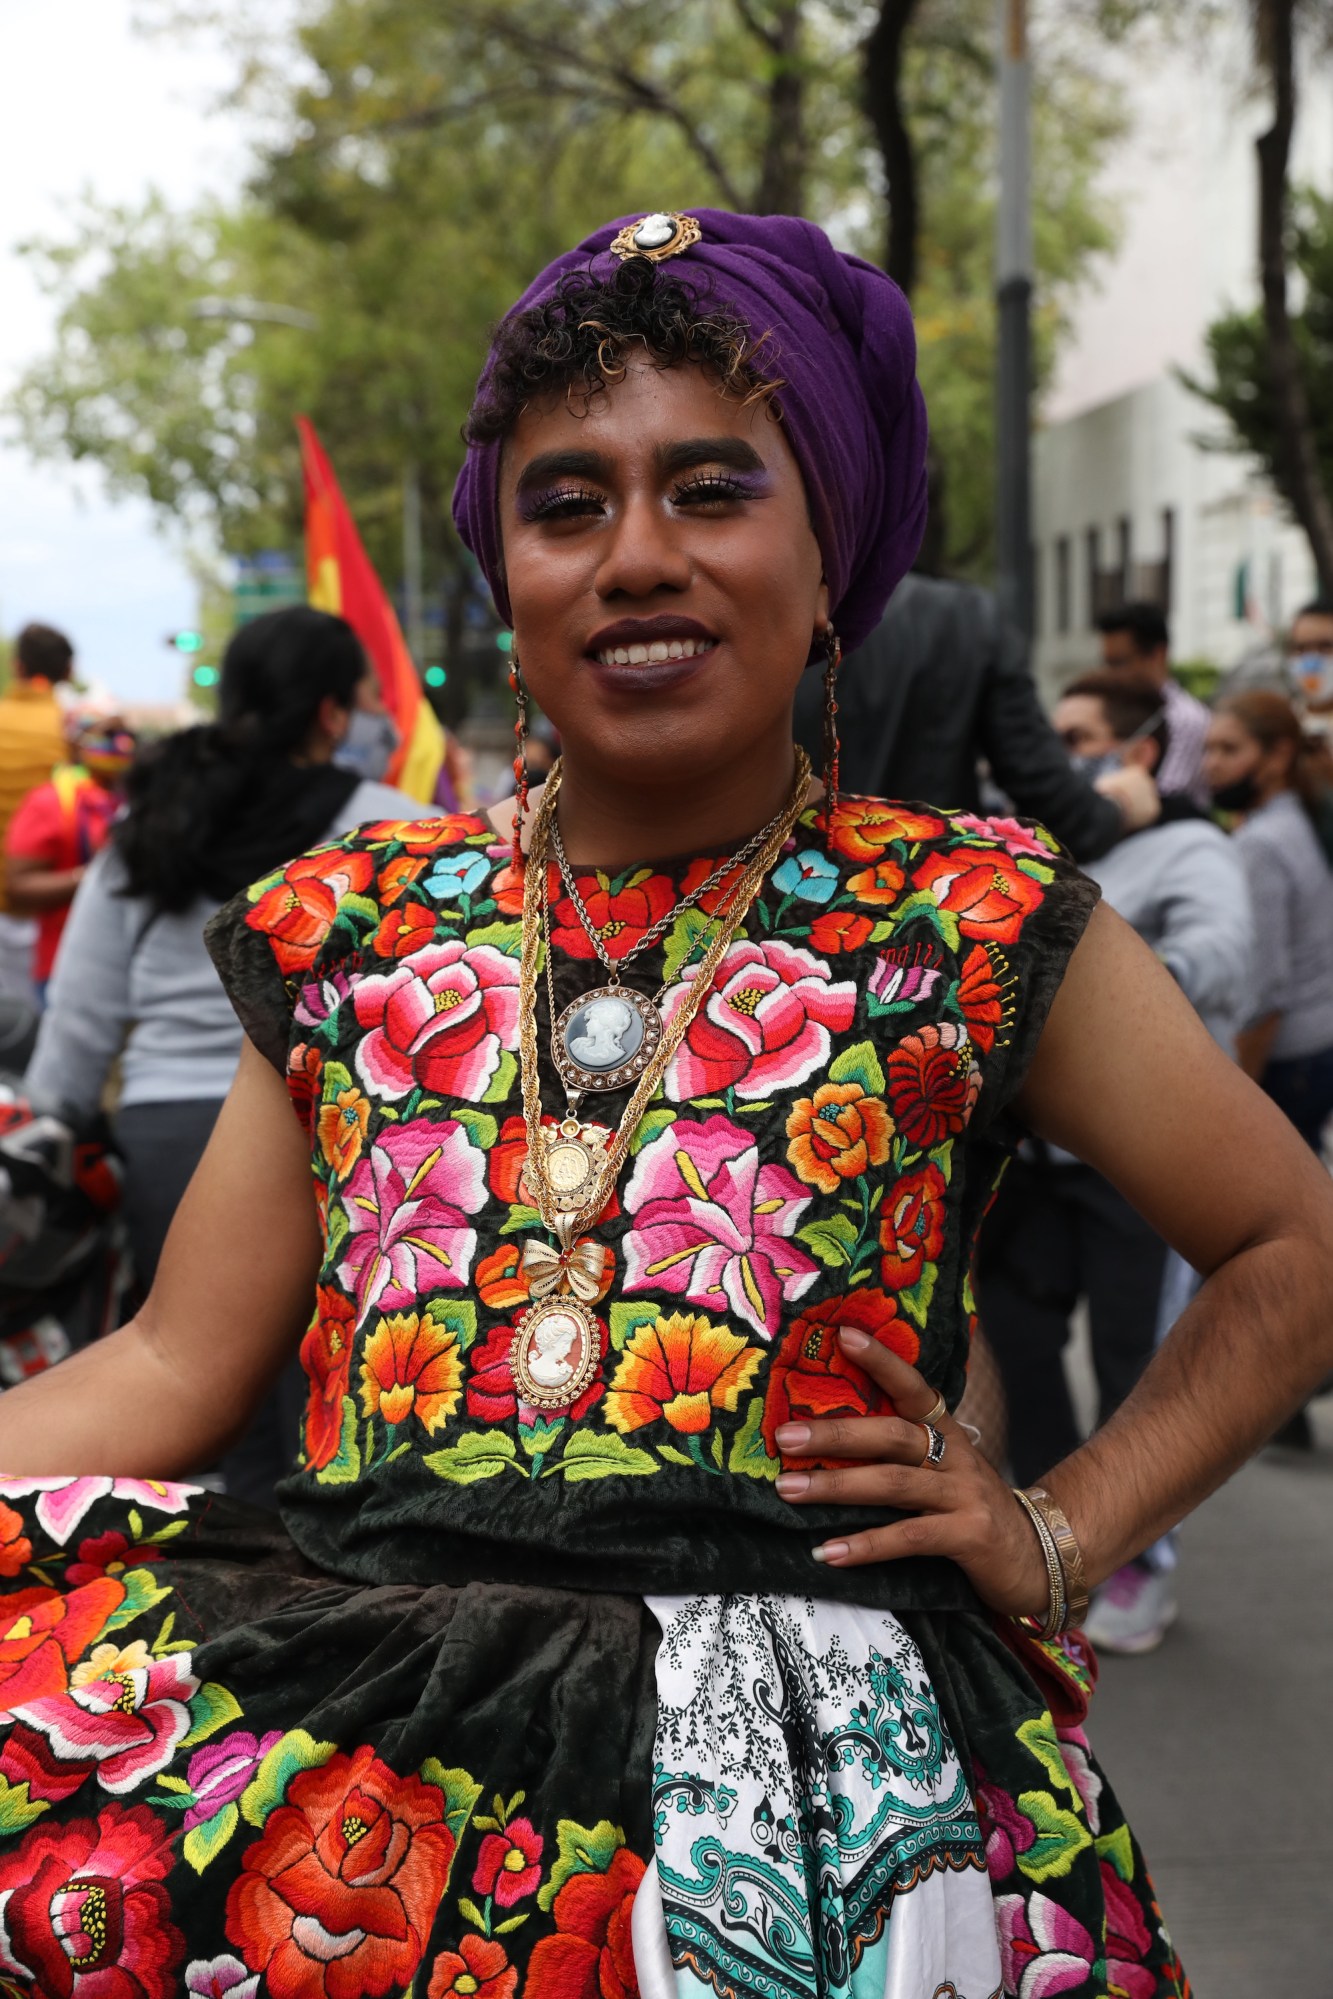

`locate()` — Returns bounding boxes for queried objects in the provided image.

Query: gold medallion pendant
[534,1120,611,1213]
[552,986,663,1095]
[510,1295,602,1412]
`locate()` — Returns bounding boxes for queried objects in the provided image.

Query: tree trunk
[749,1,809,215]
[1256,0,1333,596]
[862,0,924,294]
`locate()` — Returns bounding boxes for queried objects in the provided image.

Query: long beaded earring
[819,625,842,830]
[509,650,531,872]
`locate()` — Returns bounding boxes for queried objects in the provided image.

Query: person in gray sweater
[979,671,1253,1654]
[24,607,439,1502]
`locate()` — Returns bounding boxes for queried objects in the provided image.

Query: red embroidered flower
[65,1530,161,1588]
[0,1802,183,1996]
[956,944,1006,1054]
[371,900,437,959]
[476,1245,531,1312]
[0,1578,124,1710]
[428,1935,517,1999]
[247,849,375,976]
[225,1745,454,1999]
[808,912,874,954]
[287,1042,323,1123]
[761,1288,919,1463]
[879,1163,947,1290]
[0,1499,31,1579]
[356,814,478,849]
[0,1721,94,1804]
[886,1023,981,1149]
[525,1847,645,1999]
[299,1287,358,1471]
[472,1815,544,1907]
[826,799,945,863]
[488,1116,533,1205]
[466,1321,606,1424]
[847,859,906,905]
[379,854,429,906]
[662,938,856,1102]
[352,940,520,1102]
[492,858,558,917]
[913,845,1045,944]
[550,873,676,963]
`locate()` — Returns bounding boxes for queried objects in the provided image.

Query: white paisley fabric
[641,1594,1003,1999]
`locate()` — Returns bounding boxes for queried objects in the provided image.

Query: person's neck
[551,731,808,869]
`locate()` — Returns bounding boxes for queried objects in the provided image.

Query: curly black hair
[464,255,782,446]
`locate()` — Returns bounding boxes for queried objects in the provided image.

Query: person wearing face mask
[1284,598,1333,714]
[23,606,435,1503]
[979,670,1254,1652]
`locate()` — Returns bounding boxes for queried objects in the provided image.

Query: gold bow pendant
[520,1236,605,1304]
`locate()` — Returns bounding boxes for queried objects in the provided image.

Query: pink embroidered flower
[952,812,1056,859]
[1057,1726,1103,1836]
[995,1891,1096,1996]
[183,1729,283,1831]
[352,940,520,1102]
[12,1650,199,1794]
[622,1115,818,1341]
[472,1815,544,1907]
[0,1477,195,1546]
[976,1774,1039,1882]
[339,1122,485,1323]
[1101,1860,1158,1998]
[661,938,856,1103]
[186,1955,261,1999]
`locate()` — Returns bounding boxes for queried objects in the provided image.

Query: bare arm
[1235,1013,1280,1080]
[0,1040,320,1476]
[6,852,84,914]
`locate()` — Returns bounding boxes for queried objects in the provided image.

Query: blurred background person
[1284,598,1333,714]
[4,700,135,1002]
[979,671,1253,1654]
[0,623,75,1004]
[1097,600,1212,808]
[794,567,1159,861]
[24,605,437,1503]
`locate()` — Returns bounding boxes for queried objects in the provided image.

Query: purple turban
[451,209,928,653]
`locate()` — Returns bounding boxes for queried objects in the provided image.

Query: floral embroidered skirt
[0,1482,1188,1999]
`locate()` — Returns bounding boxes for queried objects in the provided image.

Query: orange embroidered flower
[372,900,437,959]
[913,845,1045,944]
[300,1286,358,1470]
[428,1936,517,1999]
[246,847,375,974]
[476,1245,531,1312]
[785,1082,893,1194]
[808,912,874,954]
[359,1313,463,1434]
[380,854,429,906]
[605,1312,759,1435]
[847,859,906,905]
[956,943,1006,1054]
[316,1083,370,1179]
[826,800,945,864]
[0,1502,30,1580]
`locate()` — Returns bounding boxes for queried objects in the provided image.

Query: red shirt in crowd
[5,768,118,982]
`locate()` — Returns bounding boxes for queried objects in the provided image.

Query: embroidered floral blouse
[206,795,1099,1609]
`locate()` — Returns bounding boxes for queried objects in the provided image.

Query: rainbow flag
[298,416,445,803]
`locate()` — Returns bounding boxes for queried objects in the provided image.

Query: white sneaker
[1084,1561,1178,1655]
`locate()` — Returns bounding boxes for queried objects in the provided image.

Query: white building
[1031,23,1333,694]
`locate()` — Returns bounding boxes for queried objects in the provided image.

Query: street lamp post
[996,0,1033,640]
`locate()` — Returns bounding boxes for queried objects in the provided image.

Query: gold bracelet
[1025,1488,1090,1631]
[1011,1487,1066,1641]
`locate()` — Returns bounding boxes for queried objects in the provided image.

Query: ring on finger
[920,1391,947,1426]
[919,1422,946,1469]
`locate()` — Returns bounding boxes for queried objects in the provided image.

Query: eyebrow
[513,435,767,494]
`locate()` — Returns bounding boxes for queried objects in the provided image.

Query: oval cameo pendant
[510,1296,601,1412]
[552,986,662,1095]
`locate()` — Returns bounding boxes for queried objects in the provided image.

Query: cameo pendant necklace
[509,753,812,1411]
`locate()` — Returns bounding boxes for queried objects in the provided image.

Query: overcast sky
[0,0,244,702]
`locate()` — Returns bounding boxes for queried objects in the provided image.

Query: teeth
[595,636,712,666]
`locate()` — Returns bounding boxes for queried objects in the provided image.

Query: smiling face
[497,353,828,789]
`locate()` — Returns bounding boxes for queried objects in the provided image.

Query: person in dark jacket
[795,572,1154,859]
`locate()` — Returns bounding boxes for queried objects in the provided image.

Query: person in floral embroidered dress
[0,211,1326,1999]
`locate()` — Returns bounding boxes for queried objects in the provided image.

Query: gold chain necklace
[508,751,812,1410]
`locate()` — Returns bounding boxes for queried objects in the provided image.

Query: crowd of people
[0,206,1328,1990]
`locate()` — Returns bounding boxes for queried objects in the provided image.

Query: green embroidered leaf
[710,1431,724,1468]
[504,1790,526,1818]
[519,1415,566,1458]
[104,1565,171,1634]
[315,1397,362,1486]
[1016,858,1056,885]
[1015,1790,1093,1883]
[423,1297,478,1350]
[0,1777,49,1837]
[629,1108,677,1155]
[241,1729,337,1828]
[662,908,715,982]
[538,1818,626,1912]
[1016,1713,1078,1796]
[734,1100,773,1115]
[727,1398,779,1481]
[890,890,960,950]
[827,1038,886,1096]
[457,1897,488,1932]
[147,1519,190,1546]
[147,1791,193,1811]
[608,1302,661,1352]
[472,1815,502,1834]
[688,1096,728,1109]
[547,1431,657,1482]
[451,1109,499,1151]
[466,920,524,957]
[1095,1822,1136,1884]
[868,921,897,943]
[796,1214,859,1268]
[419,1761,483,1850]
[495,1915,530,1935]
[154,1773,193,1794]
[338,891,382,927]
[499,1202,543,1237]
[127,1508,144,1541]
[183,1803,240,1875]
[325,1201,351,1258]
[321,1060,355,1098]
[657,1444,694,1468]
[961,1270,977,1316]
[482,1050,518,1104]
[181,1681,243,1750]
[423,1432,524,1485]
[897,1263,939,1329]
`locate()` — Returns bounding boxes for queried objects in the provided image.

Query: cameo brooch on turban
[609,212,702,263]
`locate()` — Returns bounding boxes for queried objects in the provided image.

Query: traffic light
[424,665,446,688]
[192,665,219,688]
[168,630,205,654]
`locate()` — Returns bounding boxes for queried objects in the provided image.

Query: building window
[1055,536,1071,635]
